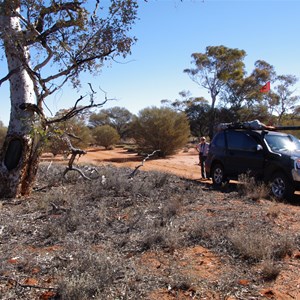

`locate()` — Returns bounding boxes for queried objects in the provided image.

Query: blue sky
[1,0,300,125]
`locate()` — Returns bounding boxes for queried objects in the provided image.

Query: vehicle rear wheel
[211,163,226,186]
[270,172,294,200]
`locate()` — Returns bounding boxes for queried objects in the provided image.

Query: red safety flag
[259,81,270,93]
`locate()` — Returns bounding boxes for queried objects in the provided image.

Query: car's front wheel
[270,172,294,200]
[211,163,226,186]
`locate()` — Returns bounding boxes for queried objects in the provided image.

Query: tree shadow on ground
[100,156,143,163]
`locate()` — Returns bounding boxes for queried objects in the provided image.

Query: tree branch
[0,66,21,86]
[129,150,161,178]
[46,84,111,125]
[61,133,92,181]
[42,49,115,84]
[35,2,83,34]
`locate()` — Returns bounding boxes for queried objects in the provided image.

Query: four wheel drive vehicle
[205,121,300,199]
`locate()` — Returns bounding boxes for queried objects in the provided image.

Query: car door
[225,131,265,177]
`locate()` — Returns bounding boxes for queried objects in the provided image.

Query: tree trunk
[208,94,217,139]
[0,3,41,198]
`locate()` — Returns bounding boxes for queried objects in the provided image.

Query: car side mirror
[257,144,263,151]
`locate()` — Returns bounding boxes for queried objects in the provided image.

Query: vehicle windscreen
[265,134,300,153]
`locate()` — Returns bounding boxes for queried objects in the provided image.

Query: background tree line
[0,45,299,163]
[1,46,300,157]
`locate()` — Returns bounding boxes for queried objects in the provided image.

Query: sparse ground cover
[0,148,300,299]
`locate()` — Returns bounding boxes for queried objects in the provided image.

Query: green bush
[131,107,190,157]
[44,113,93,156]
[92,125,120,149]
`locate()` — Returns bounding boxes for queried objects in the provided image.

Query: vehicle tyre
[211,163,226,186]
[270,172,294,200]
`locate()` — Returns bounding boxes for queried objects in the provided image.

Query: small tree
[92,125,120,149]
[131,107,190,157]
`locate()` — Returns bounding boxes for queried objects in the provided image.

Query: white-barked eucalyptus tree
[0,0,139,198]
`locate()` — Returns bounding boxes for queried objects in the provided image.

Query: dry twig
[128,150,160,178]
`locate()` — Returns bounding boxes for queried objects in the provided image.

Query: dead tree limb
[129,150,160,179]
[61,134,91,180]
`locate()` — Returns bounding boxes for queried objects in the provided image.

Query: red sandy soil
[40,147,300,299]
[43,146,204,180]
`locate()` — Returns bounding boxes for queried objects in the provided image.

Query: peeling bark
[0,2,40,198]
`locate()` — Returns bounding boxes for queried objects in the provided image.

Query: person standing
[196,137,209,180]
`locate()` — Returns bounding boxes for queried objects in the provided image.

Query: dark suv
[205,125,300,199]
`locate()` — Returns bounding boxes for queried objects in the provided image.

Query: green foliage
[92,125,120,149]
[184,100,211,137]
[0,1,139,89]
[183,45,300,133]
[222,60,276,109]
[184,45,246,110]
[89,112,110,128]
[45,111,93,156]
[184,45,247,137]
[271,75,300,124]
[131,107,190,157]
[273,116,300,139]
[89,106,133,138]
[161,91,212,137]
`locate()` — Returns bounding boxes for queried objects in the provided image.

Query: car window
[226,131,257,151]
[265,134,300,152]
[212,132,226,148]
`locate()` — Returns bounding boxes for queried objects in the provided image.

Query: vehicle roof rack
[217,120,300,132]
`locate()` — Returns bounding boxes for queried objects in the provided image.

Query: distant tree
[92,125,120,149]
[184,99,211,137]
[213,107,237,125]
[0,0,140,197]
[234,105,275,124]
[161,91,211,137]
[184,46,246,111]
[222,60,276,110]
[184,45,246,136]
[276,114,300,139]
[89,106,133,138]
[89,111,110,128]
[269,75,300,124]
[131,107,190,157]
[0,121,7,149]
[161,90,195,112]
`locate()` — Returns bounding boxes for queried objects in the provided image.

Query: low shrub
[237,172,269,200]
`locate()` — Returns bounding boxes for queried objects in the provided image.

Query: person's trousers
[199,155,207,178]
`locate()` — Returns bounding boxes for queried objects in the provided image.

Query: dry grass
[0,163,299,299]
[227,226,294,262]
[237,172,269,201]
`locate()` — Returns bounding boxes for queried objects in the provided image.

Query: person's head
[200,137,206,143]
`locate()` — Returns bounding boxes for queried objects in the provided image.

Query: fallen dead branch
[128,150,160,178]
